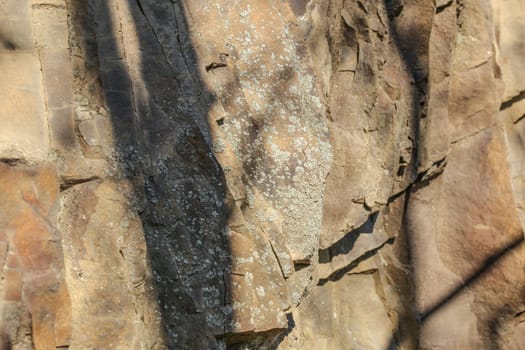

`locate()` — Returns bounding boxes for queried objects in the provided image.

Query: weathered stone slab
[0,51,49,161]
[0,163,71,349]
[59,179,164,349]
[407,127,525,348]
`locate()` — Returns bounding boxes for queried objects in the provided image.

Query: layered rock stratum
[0,0,523,349]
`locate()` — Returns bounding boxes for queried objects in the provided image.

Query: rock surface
[0,0,523,349]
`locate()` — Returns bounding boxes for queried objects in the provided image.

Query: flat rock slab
[0,163,70,349]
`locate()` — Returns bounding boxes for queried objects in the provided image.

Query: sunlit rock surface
[0,0,523,349]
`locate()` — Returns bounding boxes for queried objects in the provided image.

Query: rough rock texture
[0,0,524,349]
[60,179,162,349]
[0,163,71,349]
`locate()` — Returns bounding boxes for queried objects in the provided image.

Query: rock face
[0,163,70,349]
[0,0,523,349]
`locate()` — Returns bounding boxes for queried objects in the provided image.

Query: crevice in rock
[293,262,310,272]
[411,165,446,193]
[397,160,407,177]
[387,186,408,205]
[513,114,525,124]
[135,0,176,77]
[265,313,296,349]
[385,184,417,349]
[385,0,404,19]
[388,156,447,202]
[170,1,201,92]
[450,123,497,144]
[32,3,66,10]
[500,90,525,111]
[267,239,287,279]
[469,60,488,71]
[455,0,465,28]
[318,237,394,285]
[134,0,145,16]
[357,1,368,14]
[205,61,227,72]
[59,176,101,191]
[436,0,454,14]
[414,156,447,184]
[319,211,379,263]
[0,158,26,166]
[514,309,525,319]
[347,268,378,275]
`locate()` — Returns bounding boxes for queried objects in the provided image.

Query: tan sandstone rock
[0,0,524,348]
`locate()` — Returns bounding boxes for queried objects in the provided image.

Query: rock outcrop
[0,0,523,349]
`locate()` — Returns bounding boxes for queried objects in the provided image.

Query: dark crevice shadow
[410,159,447,192]
[318,211,379,264]
[262,313,296,350]
[79,1,232,349]
[382,0,433,348]
[500,90,525,111]
[387,189,418,350]
[318,237,395,286]
[383,0,430,177]
[436,0,454,14]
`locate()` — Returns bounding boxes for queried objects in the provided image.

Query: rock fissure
[318,237,395,286]
[59,176,101,191]
[513,114,525,125]
[450,123,498,144]
[136,0,176,77]
[501,90,525,111]
[436,0,454,14]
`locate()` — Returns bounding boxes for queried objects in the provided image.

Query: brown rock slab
[59,179,164,349]
[0,163,71,349]
[280,273,393,350]
[407,127,525,348]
